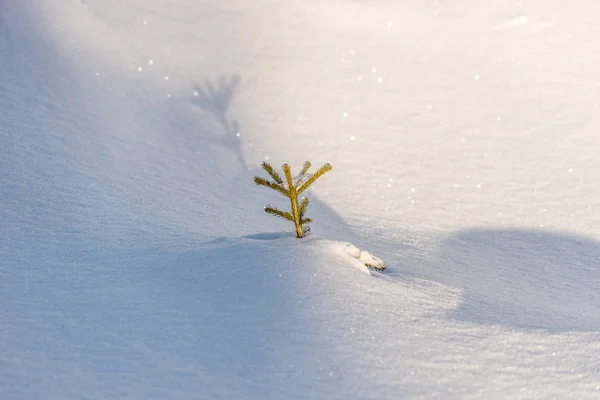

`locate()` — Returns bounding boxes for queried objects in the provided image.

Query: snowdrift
[3,0,600,399]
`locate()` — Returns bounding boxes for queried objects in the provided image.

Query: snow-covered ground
[2,0,600,398]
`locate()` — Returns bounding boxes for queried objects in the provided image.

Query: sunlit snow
[2,0,600,399]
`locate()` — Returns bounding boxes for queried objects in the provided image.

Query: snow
[336,242,386,272]
[3,0,600,398]
[293,172,312,188]
[330,242,371,275]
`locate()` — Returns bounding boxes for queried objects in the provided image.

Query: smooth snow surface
[3,0,600,398]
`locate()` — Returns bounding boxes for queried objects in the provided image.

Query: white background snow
[2,0,600,398]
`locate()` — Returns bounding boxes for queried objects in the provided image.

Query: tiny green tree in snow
[254,161,332,238]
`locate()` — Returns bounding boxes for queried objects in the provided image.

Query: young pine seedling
[254,161,332,238]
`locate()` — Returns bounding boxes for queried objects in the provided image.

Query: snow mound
[330,242,387,274]
[4,0,600,398]
[3,232,431,399]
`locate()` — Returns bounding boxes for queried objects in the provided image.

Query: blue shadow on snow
[438,228,600,332]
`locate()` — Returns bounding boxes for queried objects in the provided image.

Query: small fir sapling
[254,161,332,238]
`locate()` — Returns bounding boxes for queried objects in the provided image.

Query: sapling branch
[297,163,332,194]
[300,161,312,176]
[261,162,284,184]
[253,176,289,197]
[299,196,309,219]
[264,206,295,221]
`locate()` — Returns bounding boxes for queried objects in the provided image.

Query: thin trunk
[288,186,304,238]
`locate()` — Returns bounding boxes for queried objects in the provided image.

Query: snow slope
[2,0,600,398]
